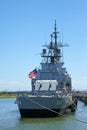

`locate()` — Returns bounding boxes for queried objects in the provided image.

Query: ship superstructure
[31,21,71,94]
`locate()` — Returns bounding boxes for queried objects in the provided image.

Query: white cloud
[72,76,87,90]
[0,80,31,91]
[0,76,87,91]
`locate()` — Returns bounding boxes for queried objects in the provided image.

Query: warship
[15,21,77,118]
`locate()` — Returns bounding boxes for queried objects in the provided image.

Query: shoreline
[0,91,31,99]
[0,94,16,98]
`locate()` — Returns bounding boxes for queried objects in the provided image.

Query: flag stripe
[28,69,38,79]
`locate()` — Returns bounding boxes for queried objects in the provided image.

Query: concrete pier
[72,90,87,105]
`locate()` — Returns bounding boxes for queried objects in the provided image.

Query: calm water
[0,98,87,130]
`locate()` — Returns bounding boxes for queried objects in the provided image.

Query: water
[0,98,87,130]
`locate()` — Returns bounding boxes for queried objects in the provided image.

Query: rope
[25,95,63,116]
[69,98,77,111]
[25,95,79,116]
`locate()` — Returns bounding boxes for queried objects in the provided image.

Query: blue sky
[0,0,87,91]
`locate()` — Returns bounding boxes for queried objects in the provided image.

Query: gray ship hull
[16,94,72,118]
[19,108,62,118]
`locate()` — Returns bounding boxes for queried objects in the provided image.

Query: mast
[53,20,58,47]
[41,21,68,64]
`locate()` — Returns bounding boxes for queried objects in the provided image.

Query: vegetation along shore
[0,91,16,98]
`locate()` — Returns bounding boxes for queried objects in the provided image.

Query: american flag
[28,69,38,79]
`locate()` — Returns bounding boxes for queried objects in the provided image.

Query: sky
[0,0,87,91]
